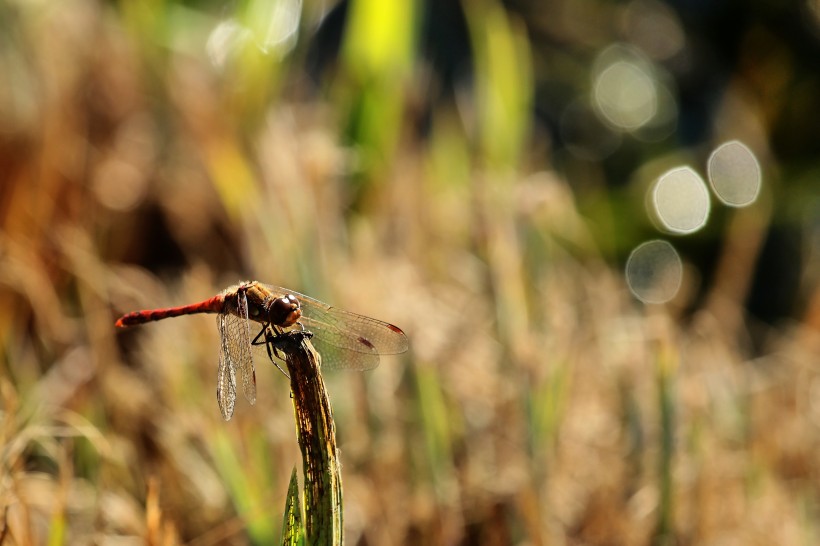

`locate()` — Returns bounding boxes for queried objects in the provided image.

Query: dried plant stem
[280,331,344,546]
[652,319,677,546]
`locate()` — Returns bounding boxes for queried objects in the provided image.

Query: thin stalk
[278,331,344,546]
[653,329,677,546]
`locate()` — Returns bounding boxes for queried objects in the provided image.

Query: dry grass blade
[276,331,343,546]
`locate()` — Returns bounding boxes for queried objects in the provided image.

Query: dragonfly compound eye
[268,294,302,327]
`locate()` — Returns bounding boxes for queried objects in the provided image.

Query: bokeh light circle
[652,167,710,234]
[593,59,658,130]
[707,140,761,207]
[625,240,683,304]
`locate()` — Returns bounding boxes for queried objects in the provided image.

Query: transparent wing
[215,291,256,420]
[216,314,237,420]
[309,335,379,371]
[261,284,409,371]
[233,289,256,405]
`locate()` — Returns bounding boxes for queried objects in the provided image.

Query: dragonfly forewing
[235,289,256,404]
[296,303,407,371]
[300,300,408,351]
[217,313,237,420]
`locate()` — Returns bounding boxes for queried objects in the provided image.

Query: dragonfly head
[266,294,302,328]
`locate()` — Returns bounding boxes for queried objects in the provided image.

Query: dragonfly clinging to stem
[115,281,409,420]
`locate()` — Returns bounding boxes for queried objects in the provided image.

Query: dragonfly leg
[267,328,314,351]
[251,324,315,379]
[251,324,291,379]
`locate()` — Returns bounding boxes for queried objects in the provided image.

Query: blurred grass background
[2,0,820,544]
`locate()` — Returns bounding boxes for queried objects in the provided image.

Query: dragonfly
[115,281,409,420]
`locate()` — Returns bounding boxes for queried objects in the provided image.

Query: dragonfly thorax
[240,282,301,328]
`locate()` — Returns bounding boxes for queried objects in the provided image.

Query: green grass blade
[281,467,305,546]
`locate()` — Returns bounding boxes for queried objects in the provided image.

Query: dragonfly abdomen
[115,295,226,327]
